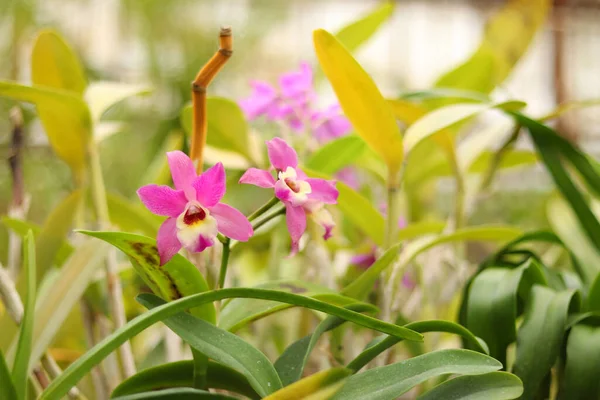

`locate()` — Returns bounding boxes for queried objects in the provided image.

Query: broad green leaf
[1,217,73,267]
[512,286,580,399]
[112,388,237,399]
[0,350,16,400]
[181,98,253,162]
[35,190,81,283]
[539,99,600,122]
[418,372,523,400]
[219,280,374,332]
[85,81,151,122]
[347,320,489,372]
[558,324,600,400]
[139,295,282,397]
[334,3,393,53]
[80,230,215,323]
[398,221,446,241]
[313,29,403,178]
[403,101,525,153]
[342,244,400,300]
[306,135,366,174]
[41,288,423,400]
[435,0,550,93]
[12,232,35,400]
[547,195,600,284]
[588,273,600,312]
[0,81,91,171]
[110,360,259,399]
[264,368,351,400]
[465,261,546,365]
[106,193,162,237]
[304,167,384,245]
[31,29,87,94]
[334,349,502,400]
[274,304,373,386]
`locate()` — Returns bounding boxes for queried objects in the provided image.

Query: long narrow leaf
[417,372,523,400]
[0,351,17,400]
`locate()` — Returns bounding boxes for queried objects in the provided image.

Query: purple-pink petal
[285,204,306,256]
[192,162,226,208]
[137,184,187,218]
[266,137,298,170]
[239,81,278,120]
[157,218,182,265]
[351,252,377,269]
[195,235,214,252]
[279,62,313,101]
[166,150,197,200]
[209,203,253,241]
[239,168,275,188]
[274,179,293,204]
[305,178,338,204]
[335,167,360,190]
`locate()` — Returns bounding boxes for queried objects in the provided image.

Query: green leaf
[264,368,351,400]
[0,351,16,400]
[588,273,600,312]
[399,88,490,104]
[138,295,282,397]
[11,232,35,400]
[403,101,525,153]
[398,221,446,240]
[85,81,151,122]
[539,99,600,122]
[334,3,393,53]
[558,324,600,400]
[334,349,502,400]
[219,280,375,332]
[41,288,423,400]
[110,360,259,399]
[0,81,91,172]
[313,29,403,178]
[275,304,374,386]
[1,217,73,267]
[106,193,162,237]
[418,372,523,400]
[465,261,546,365]
[181,98,253,162]
[342,244,400,300]
[80,230,215,323]
[112,388,237,400]
[31,29,87,94]
[435,0,550,93]
[347,320,489,372]
[512,285,580,400]
[306,135,366,174]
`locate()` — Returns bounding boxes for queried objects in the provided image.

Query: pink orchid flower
[311,104,352,143]
[239,137,338,254]
[137,151,253,265]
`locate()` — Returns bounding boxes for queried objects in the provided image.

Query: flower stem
[248,197,279,221]
[217,237,231,289]
[252,206,286,231]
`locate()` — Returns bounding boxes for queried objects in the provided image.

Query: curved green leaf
[418,372,523,400]
[342,244,400,300]
[139,295,282,397]
[313,29,403,178]
[435,0,550,93]
[106,193,162,237]
[588,273,600,312]
[110,360,259,399]
[0,351,16,400]
[347,319,489,372]
[41,288,423,399]
[399,88,490,103]
[306,135,366,174]
[80,230,215,323]
[539,99,600,122]
[265,368,350,400]
[334,3,393,53]
[112,388,237,400]
[85,81,151,122]
[558,324,600,400]
[334,349,502,400]
[12,232,35,400]
[512,286,580,399]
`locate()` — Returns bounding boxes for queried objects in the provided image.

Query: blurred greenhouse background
[1,0,600,259]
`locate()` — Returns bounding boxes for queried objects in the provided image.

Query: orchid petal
[137,184,187,217]
[274,179,293,204]
[239,168,276,188]
[166,150,197,200]
[285,204,306,256]
[210,203,253,241]
[192,162,226,207]
[266,137,298,170]
[239,81,278,119]
[157,218,182,265]
[305,178,338,204]
[280,62,313,100]
[195,235,214,252]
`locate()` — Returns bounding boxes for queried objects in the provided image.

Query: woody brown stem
[191,27,233,173]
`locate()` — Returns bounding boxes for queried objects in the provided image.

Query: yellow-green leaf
[31,29,87,95]
[335,3,394,53]
[314,29,403,178]
[435,0,550,93]
[264,368,351,400]
[85,81,151,122]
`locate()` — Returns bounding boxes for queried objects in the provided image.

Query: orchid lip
[183,204,207,225]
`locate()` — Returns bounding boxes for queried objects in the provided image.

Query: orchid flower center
[176,202,218,252]
[183,204,206,225]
